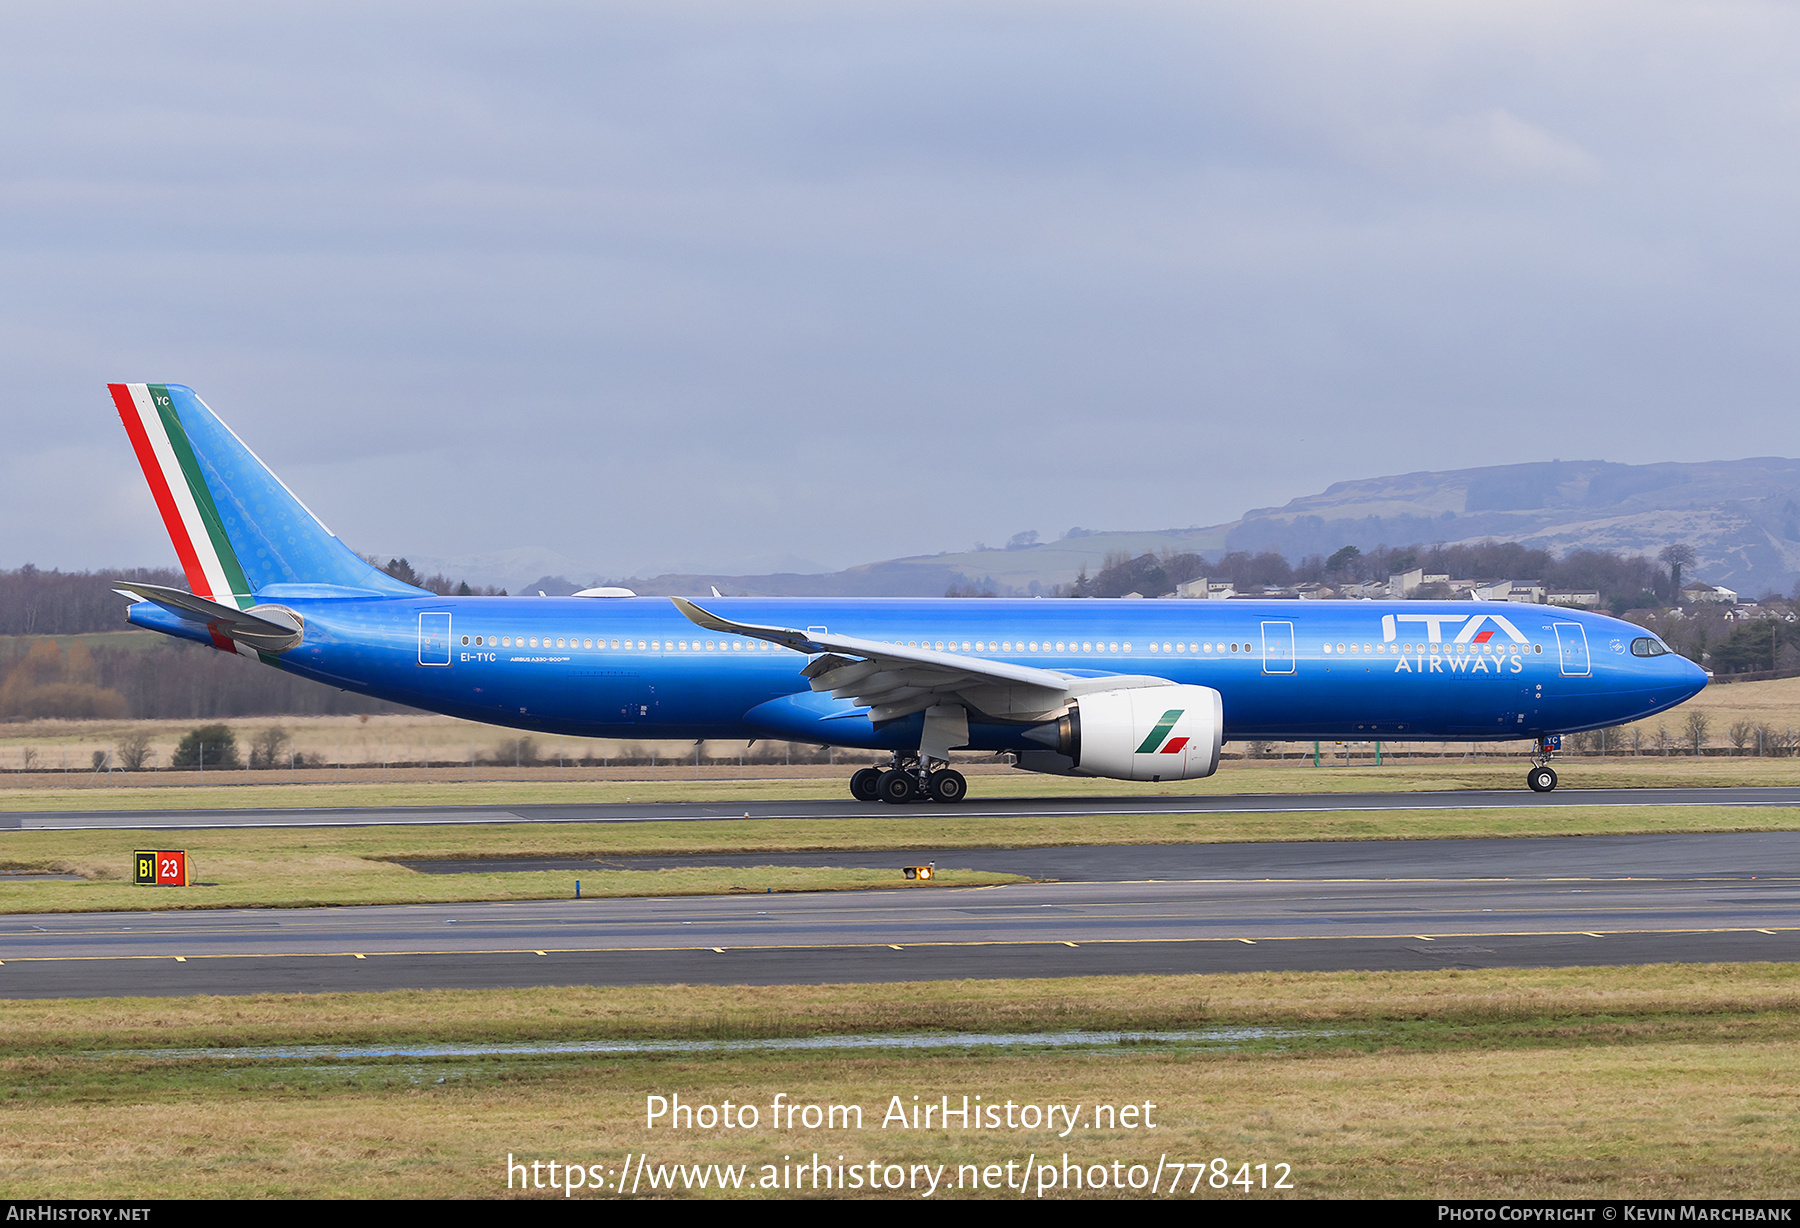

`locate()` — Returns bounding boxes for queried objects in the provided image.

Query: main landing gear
[849,755,967,805]
[1527,735,1561,793]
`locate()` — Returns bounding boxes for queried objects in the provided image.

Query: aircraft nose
[1677,654,1709,698]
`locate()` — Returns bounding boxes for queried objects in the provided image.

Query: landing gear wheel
[926,769,967,804]
[877,768,916,804]
[1528,765,1558,793]
[850,768,880,803]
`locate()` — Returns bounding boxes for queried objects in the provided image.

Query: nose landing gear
[1527,735,1561,792]
[847,754,967,804]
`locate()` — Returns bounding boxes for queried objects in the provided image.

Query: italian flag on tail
[110,382,257,655]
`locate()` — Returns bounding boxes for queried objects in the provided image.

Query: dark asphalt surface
[5,785,1800,830]
[1,829,1794,997]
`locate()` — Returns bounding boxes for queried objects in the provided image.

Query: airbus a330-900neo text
[107,383,1708,803]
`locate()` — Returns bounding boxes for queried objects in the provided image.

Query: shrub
[171,724,240,769]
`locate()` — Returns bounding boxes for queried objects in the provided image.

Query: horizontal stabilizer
[114,581,304,653]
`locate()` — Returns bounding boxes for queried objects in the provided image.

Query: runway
[1,831,1795,997]
[5,784,1800,830]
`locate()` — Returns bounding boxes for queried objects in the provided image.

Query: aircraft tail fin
[109,383,421,604]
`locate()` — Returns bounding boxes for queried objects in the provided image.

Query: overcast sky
[4,2,1799,582]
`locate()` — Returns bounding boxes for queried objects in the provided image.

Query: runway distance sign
[134,850,188,886]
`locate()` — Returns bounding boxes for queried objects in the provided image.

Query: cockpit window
[1630,637,1670,657]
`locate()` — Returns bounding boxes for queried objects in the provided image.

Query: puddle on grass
[91,1027,1319,1063]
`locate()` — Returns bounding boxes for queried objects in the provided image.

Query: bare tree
[1684,709,1711,755]
[115,730,153,771]
[1660,543,1697,599]
[248,726,291,769]
[1728,720,1755,755]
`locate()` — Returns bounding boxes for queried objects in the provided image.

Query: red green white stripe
[111,382,252,615]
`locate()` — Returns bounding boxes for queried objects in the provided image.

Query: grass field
[0,965,1794,1198]
[2,672,1799,791]
[4,673,1794,1198]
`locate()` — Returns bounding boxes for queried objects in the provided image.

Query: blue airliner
[108,383,1708,802]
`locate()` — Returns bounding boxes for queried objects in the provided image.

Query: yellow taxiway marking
[0,927,1792,965]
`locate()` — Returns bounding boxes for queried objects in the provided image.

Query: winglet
[670,597,821,653]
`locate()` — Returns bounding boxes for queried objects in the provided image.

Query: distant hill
[1216,458,1800,599]
[423,456,1800,600]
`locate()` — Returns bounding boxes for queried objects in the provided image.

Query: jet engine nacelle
[1026,684,1223,781]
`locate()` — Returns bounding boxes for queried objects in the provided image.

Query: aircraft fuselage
[127,593,1708,752]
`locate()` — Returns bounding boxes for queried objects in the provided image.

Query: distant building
[1683,581,1737,604]
[1547,590,1601,608]
[1386,568,1424,599]
[1174,578,1239,600]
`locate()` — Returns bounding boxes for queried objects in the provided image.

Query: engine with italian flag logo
[1042,684,1224,782]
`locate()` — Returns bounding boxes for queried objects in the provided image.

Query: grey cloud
[1,3,1798,578]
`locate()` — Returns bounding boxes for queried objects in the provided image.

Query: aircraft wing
[672,596,1171,723]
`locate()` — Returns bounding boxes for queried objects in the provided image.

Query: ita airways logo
[1135,710,1190,755]
[1381,612,1528,645]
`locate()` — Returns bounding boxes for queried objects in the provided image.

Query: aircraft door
[1260,621,1296,675]
[418,613,451,666]
[1554,622,1591,677]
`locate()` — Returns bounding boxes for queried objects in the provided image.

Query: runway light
[903,864,935,881]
